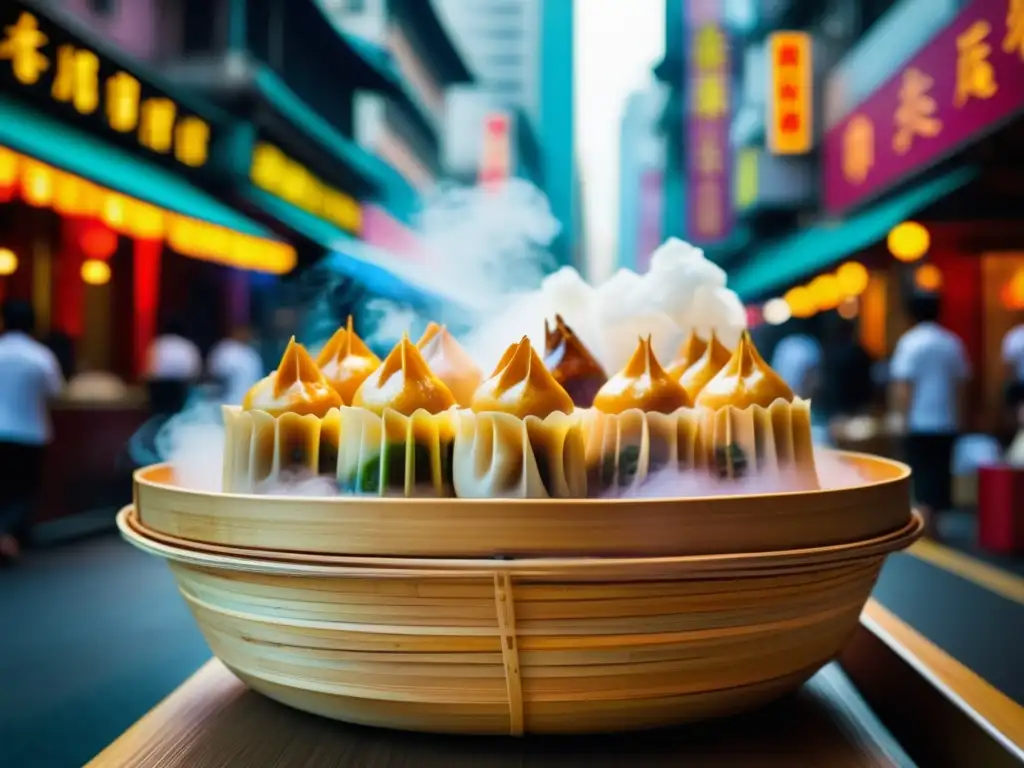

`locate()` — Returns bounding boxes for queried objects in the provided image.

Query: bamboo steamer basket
[114,460,921,737]
[134,451,911,558]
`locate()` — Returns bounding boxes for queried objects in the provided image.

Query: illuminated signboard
[0,6,211,169]
[824,0,1024,214]
[250,142,362,235]
[684,0,733,244]
[767,31,812,155]
[479,111,511,187]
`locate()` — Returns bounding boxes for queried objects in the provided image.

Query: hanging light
[837,296,859,319]
[913,263,943,292]
[22,161,54,207]
[835,261,869,296]
[762,297,791,325]
[887,221,930,262]
[0,247,18,276]
[101,193,129,230]
[81,258,111,285]
[0,146,18,188]
[80,221,119,260]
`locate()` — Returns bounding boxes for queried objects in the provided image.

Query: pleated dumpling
[453,336,586,499]
[316,315,381,404]
[543,314,607,408]
[696,331,817,487]
[679,331,733,402]
[336,335,458,497]
[416,322,482,408]
[223,337,342,492]
[585,336,701,492]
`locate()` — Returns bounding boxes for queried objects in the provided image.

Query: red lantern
[79,221,118,261]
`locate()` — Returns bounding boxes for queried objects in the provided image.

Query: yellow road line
[909,538,1024,606]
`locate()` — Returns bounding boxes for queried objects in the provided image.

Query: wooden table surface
[88,656,914,767]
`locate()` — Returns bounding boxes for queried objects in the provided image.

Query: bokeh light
[808,273,842,311]
[837,296,859,319]
[913,263,943,292]
[762,297,791,325]
[887,221,930,262]
[0,247,18,276]
[784,286,816,318]
[835,261,869,296]
[81,258,112,286]
[1002,268,1024,310]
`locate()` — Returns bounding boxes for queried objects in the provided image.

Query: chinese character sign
[685,1,732,244]
[0,7,211,170]
[824,0,1024,214]
[767,31,812,155]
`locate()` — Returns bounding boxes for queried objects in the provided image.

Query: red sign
[478,112,510,187]
[824,0,1024,215]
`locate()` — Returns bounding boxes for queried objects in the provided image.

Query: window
[487,53,523,67]
[87,0,117,16]
[491,79,520,92]
[484,27,522,41]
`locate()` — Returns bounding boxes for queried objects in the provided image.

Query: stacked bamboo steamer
[121,450,920,735]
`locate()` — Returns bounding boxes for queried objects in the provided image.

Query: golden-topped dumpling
[416,322,482,407]
[242,337,342,417]
[353,335,456,416]
[316,315,381,404]
[680,331,733,400]
[543,314,607,407]
[593,336,692,415]
[696,331,794,410]
[666,331,708,379]
[472,336,574,419]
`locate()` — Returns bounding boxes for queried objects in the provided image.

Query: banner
[684,0,732,244]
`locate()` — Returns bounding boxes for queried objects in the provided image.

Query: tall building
[617,85,667,272]
[436,0,579,273]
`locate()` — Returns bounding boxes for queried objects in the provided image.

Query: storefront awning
[728,166,978,301]
[245,187,466,310]
[0,97,271,239]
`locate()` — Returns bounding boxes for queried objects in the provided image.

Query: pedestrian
[770,322,824,401]
[1000,318,1024,431]
[207,325,264,405]
[0,300,65,561]
[145,315,202,416]
[888,292,971,537]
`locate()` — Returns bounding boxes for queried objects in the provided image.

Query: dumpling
[453,336,586,499]
[679,331,733,401]
[223,337,342,492]
[416,322,483,408]
[666,330,707,380]
[316,315,381,404]
[696,331,817,487]
[585,336,702,493]
[543,314,607,407]
[336,335,458,497]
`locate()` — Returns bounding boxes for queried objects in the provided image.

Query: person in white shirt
[770,330,824,400]
[1001,322,1024,425]
[888,293,971,529]
[207,326,265,405]
[145,316,202,416]
[0,300,65,561]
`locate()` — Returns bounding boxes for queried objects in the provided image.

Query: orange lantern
[79,222,118,260]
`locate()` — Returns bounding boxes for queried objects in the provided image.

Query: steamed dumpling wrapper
[224,338,342,492]
[543,314,607,407]
[586,336,701,492]
[679,331,732,401]
[316,314,381,404]
[696,331,817,487]
[666,330,707,380]
[339,335,458,496]
[416,322,483,408]
[454,336,586,498]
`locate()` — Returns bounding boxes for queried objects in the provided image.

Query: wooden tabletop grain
[88,652,915,767]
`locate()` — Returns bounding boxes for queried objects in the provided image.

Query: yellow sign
[955,20,998,107]
[0,11,210,169]
[250,143,362,235]
[893,67,942,154]
[767,31,812,155]
[734,147,758,209]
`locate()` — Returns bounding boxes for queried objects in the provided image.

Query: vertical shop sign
[685,0,732,244]
[767,31,813,154]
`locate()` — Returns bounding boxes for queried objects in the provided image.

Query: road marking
[908,538,1024,606]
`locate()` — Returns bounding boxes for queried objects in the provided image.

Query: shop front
[734,0,1024,434]
[0,4,295,525]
